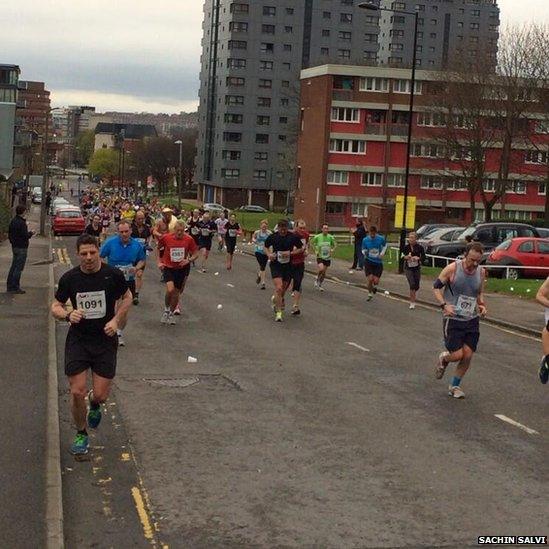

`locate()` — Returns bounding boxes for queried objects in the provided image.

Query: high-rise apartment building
[0,64,19,183]
[195,0,499,209]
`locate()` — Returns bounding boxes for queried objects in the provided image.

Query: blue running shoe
[539,356,549,385]
[70,432,89,455]
[87,404,102,429]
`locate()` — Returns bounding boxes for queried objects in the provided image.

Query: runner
[224,213,241,270]
[362,225,387,301]
[84,214,102,238]
[100,208,111,242]
[311,224,336,292]
[197,211,217,273]
[535,277,549,384]
[264,219,303,322]
[152,207,178,241]
[187,208,202,249]
[290,219,310,315]
[403,231,425,309]
[215,211,229,252]
[130,210,152,305]
[100,221,146,344]
[252,220,272,290]
[157,221,199,325]
[51,233,132,455]
[432,242,487,398]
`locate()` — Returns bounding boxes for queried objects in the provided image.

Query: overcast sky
[1,0,547,114]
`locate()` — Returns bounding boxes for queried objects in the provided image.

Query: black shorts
[404,267,421,291]
[291,263,305,292]
[317,258,331,267]
[364,259,383,279]
[270,262,292,281]
[127,279,136,297]
[65,330,118,379]
[164,266,190,290]
[226,237,237,255]
[255,252,268,271]
[443,316,480,353]
[199,239,212,251]
[190,233,200,245]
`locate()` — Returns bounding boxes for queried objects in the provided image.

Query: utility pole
[40,108,49,236]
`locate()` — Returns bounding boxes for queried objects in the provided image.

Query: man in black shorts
[197,211,217,273]
[264,219,302,322]
[51,234,132,455]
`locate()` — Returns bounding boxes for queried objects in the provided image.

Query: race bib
[115,264,132,281]
[301,239,307,247]
[255,241,265,253]
[228,229,237,237]
[368,248,380,259]
[320,244,331,259]
[277,251,291,264]
[455,295,477,319]
[191,227,199,235]
[136,238,146,246]
[201,228,210,236]
[170,247,186,262]
[76,290,106,320]
[407,258,419,268]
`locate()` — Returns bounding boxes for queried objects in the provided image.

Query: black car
[415,223,460,240]
[426,222,541,263]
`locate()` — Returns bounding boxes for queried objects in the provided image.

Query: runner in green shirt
[312,224,336,291]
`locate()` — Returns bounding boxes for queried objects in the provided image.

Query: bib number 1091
[76,290,107,319]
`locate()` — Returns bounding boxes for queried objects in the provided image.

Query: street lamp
[358,1,419,273]
[174,140,183,210]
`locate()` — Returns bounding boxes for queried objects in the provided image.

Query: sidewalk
[0,204,53,548]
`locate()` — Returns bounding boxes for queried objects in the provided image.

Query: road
[51,203,548,548]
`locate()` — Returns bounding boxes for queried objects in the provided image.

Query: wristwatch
[440,302,446,310]
[65,312,72,323]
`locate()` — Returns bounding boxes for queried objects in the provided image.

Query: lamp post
[358,1,419,273]
[174,140,183,210]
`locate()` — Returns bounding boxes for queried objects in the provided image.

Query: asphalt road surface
[53,219,548,548]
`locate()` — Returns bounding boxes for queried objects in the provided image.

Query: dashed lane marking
[495,414,539,435]
[346,342,370,352]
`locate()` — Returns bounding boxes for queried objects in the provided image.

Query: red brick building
[295,65,549,232]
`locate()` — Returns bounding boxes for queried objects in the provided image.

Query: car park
[485,237,549,279]
[52,209,86,236]
[419,227,465,250]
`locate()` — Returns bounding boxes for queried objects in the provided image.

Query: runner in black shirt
[264,219,302,322]
[51,233,132,456]
[84,214,102,238]
[403,231,426,309]
[131,210,152,304]
[224,213,241,271]
[197,211,217,273]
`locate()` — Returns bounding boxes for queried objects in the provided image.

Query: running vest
[443,261,482,322]
[255,230,271,253]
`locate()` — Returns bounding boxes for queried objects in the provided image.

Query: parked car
[419,227,465,250]
[428,222,541,264]
[486,238,549,279]
[236,205,268,213]
[52,209,86,236]
[53,203,79,216]
[31,187,42,204]
[536,227,549,238]
[415,223,460,240]
[203,202,228,215]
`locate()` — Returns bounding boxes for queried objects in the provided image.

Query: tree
[88,149,119,180]
[170,127,198,188]
[133,137,178,195]
[75,130,95,168]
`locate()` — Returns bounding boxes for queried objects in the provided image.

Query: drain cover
[144,377,200,388]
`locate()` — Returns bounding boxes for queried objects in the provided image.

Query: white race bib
[320,244,331,259]
[191,227,199,235]
[368,248,380,259]
[455,295,477,318]
[136,238,146,246]
[277,251,291,264]
[201,228,210,236]
[228,229,237,237]
[407,258,419,268]
[115,264,132,280]
[76,290,106,320]
[170,247,186,262]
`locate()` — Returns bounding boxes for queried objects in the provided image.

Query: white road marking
[495,414,539,435]
[226,283,235,288]
[346,342,370,352]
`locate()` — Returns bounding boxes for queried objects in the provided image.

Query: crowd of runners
[49,185,548,456]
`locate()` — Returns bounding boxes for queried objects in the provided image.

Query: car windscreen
[58,210,82,218]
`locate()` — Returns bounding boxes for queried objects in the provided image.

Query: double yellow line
[55,247,71,266]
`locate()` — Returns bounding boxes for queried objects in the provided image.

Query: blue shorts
[443,317,480,353]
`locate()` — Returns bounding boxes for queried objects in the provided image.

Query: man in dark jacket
[6,205,34,294]
[350,218,367,270]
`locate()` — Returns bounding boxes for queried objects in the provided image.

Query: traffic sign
[394,195,416,229]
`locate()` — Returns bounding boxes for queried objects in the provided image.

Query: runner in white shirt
[535,277,549,384]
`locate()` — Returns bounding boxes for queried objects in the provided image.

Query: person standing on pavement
[350,219,367,272]
[432,242,487,399]
[6,205,34,294]
[403,232,425,310]
[535,277,549,385]
[51,233,132,455]
[362,226,387,301]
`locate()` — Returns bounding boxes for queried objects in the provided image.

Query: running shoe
[373,287,378,294]
[271,295,276,312]
[314,280,319,290]
[200,268,207,274]
[117,332,126,347]
[132,296,139,305]
[260,283,266,290]
[161,310,170,324]
[168,312,177,325]
[173,305,181,316]
[539,356,549,384]
[87,401,102,429]
[409,303,416,310]
[435,351,449,379]
[319,285,325,292]
[367,292,373,302]
[70,432,89,455]
[256,275,261,285]
[275,311,283,322]
[448,385,465,399]
[291,307,300,316]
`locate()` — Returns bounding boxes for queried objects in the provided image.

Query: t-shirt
[121,210,135,222]
[84,224,102,238]
[291,229,310,265]
[403,243,425,270]
[197,220,217,243]
[264,232,302,265]
[215,218,229,235]
[362,234,387,265]
[187,218,201,238]
[158,233,198,269]
[312,233,336,260]
[100,236,146,281]
[225,222,241,239]
[253,229,272,254]
[131,224,152,249]
[55,264,128,337]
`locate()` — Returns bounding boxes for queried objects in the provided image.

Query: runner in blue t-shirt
[361,225,387,301]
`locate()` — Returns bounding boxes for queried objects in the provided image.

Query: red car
[486,237,549,279]
[53,208,86,236]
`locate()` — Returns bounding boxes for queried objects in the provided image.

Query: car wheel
[506,268,519,280]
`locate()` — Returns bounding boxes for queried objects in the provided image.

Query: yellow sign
[394,195,416,230]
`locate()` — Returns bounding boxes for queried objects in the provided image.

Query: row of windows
[230,4,295,16]
[221,168,285,180]
[221,150,286,162]
[224,113,288,125]
[329,139,366,154]
[228,40,294,53]
[0,88,16,103]
[334,77,423,94]
[223,132,287,144]
[227,59,292,71]
[225,95,291,108]
[226,76,290,89]
[328,171,405,187]
[229,22,294,34]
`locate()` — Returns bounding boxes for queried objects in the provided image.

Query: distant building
[0,64,19,184]
[93,122,158,152]
[89,111,198,135]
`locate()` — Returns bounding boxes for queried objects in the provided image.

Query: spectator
[6,205,34,294]
[350,218,368,271]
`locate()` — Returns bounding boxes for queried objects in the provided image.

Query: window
[223,132,242,142]
[360,77,388,91]
[392,1,406,9]
[430,32,437,38]
[228,40,247,50]
[285,26,293,33]
[279,116,287,124]
[256,134,269,144]
[539,241,549,254]
[417,31,424,39]
[281,80,290,87]
[390,29,404,37]
[263,6,276,16]
[258,79,272,88]
[321,47,330,55]
[338,49,351,59]
[339,31,352,40]
[416,3,425,10]
[340,13,353,23]
[226,77,245,87]
[229,21,248,32]
[471,9,480,16]
[224,113,243,124]
[331,107,360,122]
[489,24,498,32]
[254,152,268,161]
[518,241,534,253]
[365,33,377,43]
[362,172,383,186]
[421,176,443,189]
[327,171,349,185]
[262,24,275,34]
[280,98,289,107]
[365,15,378,24]
[387,174,405,187]
[286,7,294,14]
[417,111,445,126]
[483,180,496,192]
[278,134,287,142]
[230,3,249,14]
[470,22,479,30]
[508,182,526,194]
[330,139,366,154]
[260,43,274,53]
[389,57,403,64]
[256,115,270,125]
[259,60,273,70]
[282,62,291,70]
[227,58,246,69]
[222,150,241,160]
[389,43,404,51]
[326,202,344,214]
[526,150,548,164]
[538,182,546,195]
[351,203,368,217]
[221,168,240,179]
[391,15,405,24]
[323,11,331,19]
[225,95,244,105]
[257,97,271,107]
[322,29,330,37]
[430,18,437,24]
[393,79,422,93]
[253,170,267,180]
[283,44,292,51]
[412,144,445,158]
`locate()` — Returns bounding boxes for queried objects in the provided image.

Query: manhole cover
[142,374,241,391]
[144,377,200,388]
